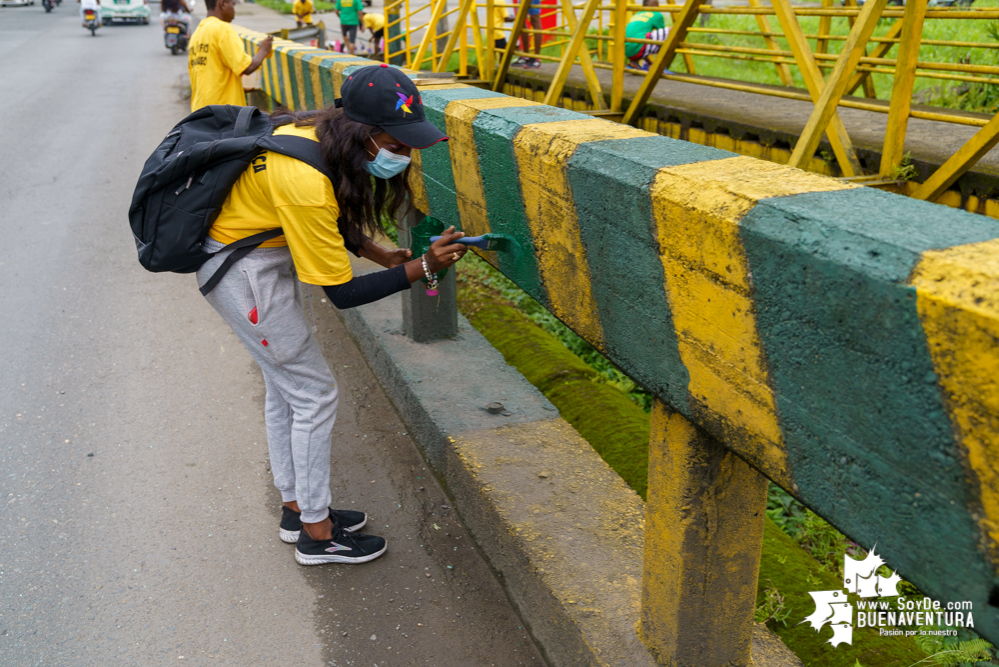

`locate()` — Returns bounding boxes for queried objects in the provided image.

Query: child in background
[625,0,669,71]
[293,0,314,27]
[492,3,512,51]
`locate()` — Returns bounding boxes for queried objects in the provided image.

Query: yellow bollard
[640,400,768,667]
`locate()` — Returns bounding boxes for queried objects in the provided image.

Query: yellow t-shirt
[209,124,353,286]
[362,12,384,31]
[188,16,253,111]
[492,6,507,42]
[293,0,314,24]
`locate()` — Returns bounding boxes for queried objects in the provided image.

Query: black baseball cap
[339,64,448,149]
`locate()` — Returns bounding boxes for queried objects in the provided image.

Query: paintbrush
[429,233,520,257]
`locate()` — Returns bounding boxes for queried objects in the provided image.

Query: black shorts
[372,28,384,40]
[495,37,507,50]
[342,23,358,41]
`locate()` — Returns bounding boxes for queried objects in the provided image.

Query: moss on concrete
[759,519,926,667]
[460,279,650,499]
[457,270,928,667]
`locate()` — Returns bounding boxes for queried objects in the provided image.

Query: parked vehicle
[101,0,149,24]
[83,5,99,34]
[163,14,189,55]
[0,0,35,7]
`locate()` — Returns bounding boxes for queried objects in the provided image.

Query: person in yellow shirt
[491,4,512,50]
[188,0,273,111]
[361,11,384,53]
[292,0,314,27]
[197,65,464,566]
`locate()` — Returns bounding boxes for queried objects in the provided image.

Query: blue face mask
[365,139,411,179]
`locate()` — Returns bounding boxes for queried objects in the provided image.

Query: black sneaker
[295,522,387,565]
[279,506,366,544]
[511,56,527,67]
[525,58,541,69]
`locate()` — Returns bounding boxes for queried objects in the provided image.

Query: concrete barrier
[233,25,999,658]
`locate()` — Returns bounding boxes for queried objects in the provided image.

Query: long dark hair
[271,106,412,251]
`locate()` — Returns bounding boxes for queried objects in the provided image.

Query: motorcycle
[82,6,99,35]
[163,14,189,55]
[42,0,53,12]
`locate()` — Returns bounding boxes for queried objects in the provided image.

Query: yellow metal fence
[380,0,999,205]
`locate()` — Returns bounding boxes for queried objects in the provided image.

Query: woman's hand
[402,226,468,285]
[383,247,412,267]
[424,226,467,273]
[359,238,412,268]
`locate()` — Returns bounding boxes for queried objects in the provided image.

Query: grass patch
[253,0,337,15]
[676,2,999,112]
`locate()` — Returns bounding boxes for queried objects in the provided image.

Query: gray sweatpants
[198,238,337,524]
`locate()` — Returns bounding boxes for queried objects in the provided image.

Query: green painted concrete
[459,265,925,666]
[741,187,999,641]
[566,135,734,414]
[470,105,589,306]
[416,89,504,228]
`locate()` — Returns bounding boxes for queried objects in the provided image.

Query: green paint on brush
[567,135,736,414]
[742,187,999,641]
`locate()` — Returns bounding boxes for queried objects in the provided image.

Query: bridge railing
[381,0,999,208]
[235,26,999,663]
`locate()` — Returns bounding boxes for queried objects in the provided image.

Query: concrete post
[387,4,405,65]
[640,400,768,667]
[397,208,458,343]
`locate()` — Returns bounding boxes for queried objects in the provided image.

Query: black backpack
[129,105,335,295]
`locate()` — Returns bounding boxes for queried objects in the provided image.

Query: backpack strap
[200,134,336,297]
[199,228,284,296]
[233,106,256,139]
[258,134,337,184]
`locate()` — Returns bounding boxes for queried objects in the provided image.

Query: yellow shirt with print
[209,124,353,286]
[362,12,384,31]
[293,0,314,24]
[188,16,253,111]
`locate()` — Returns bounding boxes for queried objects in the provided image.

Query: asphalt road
[0,5,544,666]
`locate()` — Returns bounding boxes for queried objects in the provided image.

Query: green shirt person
[625,0,669,67]
[335,0,363,54]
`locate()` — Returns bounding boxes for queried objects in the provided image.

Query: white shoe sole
[279,515,367,544]
[294,543,387,565]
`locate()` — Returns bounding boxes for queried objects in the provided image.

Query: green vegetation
[912,633,994,666]
[676,2,999,113]
[254,0,336,15]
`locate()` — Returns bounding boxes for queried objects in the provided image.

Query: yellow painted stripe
[910,238,999,551]
[650,156,859,488]
[513,118,648,348]
[292,51,308,109]
[445,97,542,248]
[310,56,326,108]
[328,58,376,97]
[280,50,294,107]
[409,149,430,214]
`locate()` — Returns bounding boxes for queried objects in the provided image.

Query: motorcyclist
[79,0,102,27]
[161,0,192,31]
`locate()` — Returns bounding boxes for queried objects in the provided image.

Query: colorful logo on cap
[396,92,413,115]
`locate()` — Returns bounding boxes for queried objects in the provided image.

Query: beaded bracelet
[421,255,439,296]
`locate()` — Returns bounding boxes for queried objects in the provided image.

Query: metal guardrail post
[641,400,767,667]
[397,208,458,343]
